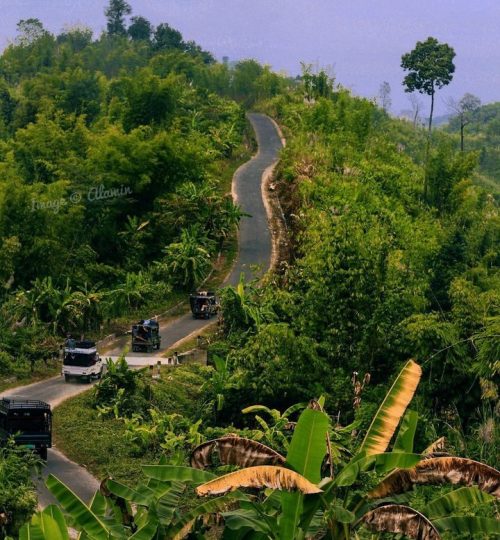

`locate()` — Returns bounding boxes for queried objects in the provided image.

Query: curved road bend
[105,112,283,358]
[0,113,283,507]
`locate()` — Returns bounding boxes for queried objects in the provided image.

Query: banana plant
[18,360,500,539]
[184,360,500,539]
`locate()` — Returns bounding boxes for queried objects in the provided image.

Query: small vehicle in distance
[62,339,103,382]
[131,319,161,352]
[190,291,219,319]
[0,398,52,460]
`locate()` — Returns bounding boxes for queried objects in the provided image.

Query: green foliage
[93,356,149,418]
[214,75,499,459]
[446,101,500,193]
[0,11,251,371]
[401,37,456,97]
[24,370,500,538]
[53,364,211,483]
[0,441,40,538]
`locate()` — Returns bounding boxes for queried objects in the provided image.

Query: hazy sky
[1,0,499,115]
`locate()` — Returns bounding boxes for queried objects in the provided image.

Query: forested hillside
[215,85,499,455]
[0,14,284,381]
[446,102,500,195]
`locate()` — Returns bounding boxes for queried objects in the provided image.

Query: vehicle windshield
[6,410,51,434]
[63,352,97,367]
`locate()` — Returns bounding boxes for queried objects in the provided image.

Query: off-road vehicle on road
[0,398,52,460]
[189,291,219,319]
[62,339,103,382]
[131,319,161,352]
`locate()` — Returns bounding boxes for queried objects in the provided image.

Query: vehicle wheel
[96,369,103,380]
[38,447,48,461]
[64,374,70,382]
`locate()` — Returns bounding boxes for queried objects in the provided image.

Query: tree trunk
[460,119,465,152]
[424,89,435,202]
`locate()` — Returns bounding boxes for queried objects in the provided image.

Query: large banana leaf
[19,506,70,540]
[128,519,158,540]
[279,408,329,539]
[19,523,45,540]
[285,408,328,483]
[434,516,500,536]
[358,359,422,456]
[335,452,421,487]
[45,475,111,540]
[424,486,495,519]
[89,491,108,518]
[360,504,440,539]
[393,409,418,453]
[106,479,155,506]
[223,507,276,536]
[166,492,251,539]
[196,465,322,496]
[190,436,285,469]
[142,465,215,484]
[369,456,500,499]
[37,506,69,540]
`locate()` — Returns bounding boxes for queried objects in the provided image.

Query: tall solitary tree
[105,0,132,36]
[401,37,455,199]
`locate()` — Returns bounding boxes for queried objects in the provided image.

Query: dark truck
[189,291,219,319]
[131,319,161,352]
[0,398,52,460]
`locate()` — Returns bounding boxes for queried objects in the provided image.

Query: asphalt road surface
[0,113,282,507]
[106,112,283,359]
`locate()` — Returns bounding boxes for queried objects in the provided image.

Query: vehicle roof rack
[0,398,51,411]
[65,339,96,349]
[135,319,159,327]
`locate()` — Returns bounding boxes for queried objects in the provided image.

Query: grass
[0,359,61,394]
[53,364,211,484]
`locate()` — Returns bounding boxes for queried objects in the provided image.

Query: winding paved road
[0,113,283,507]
